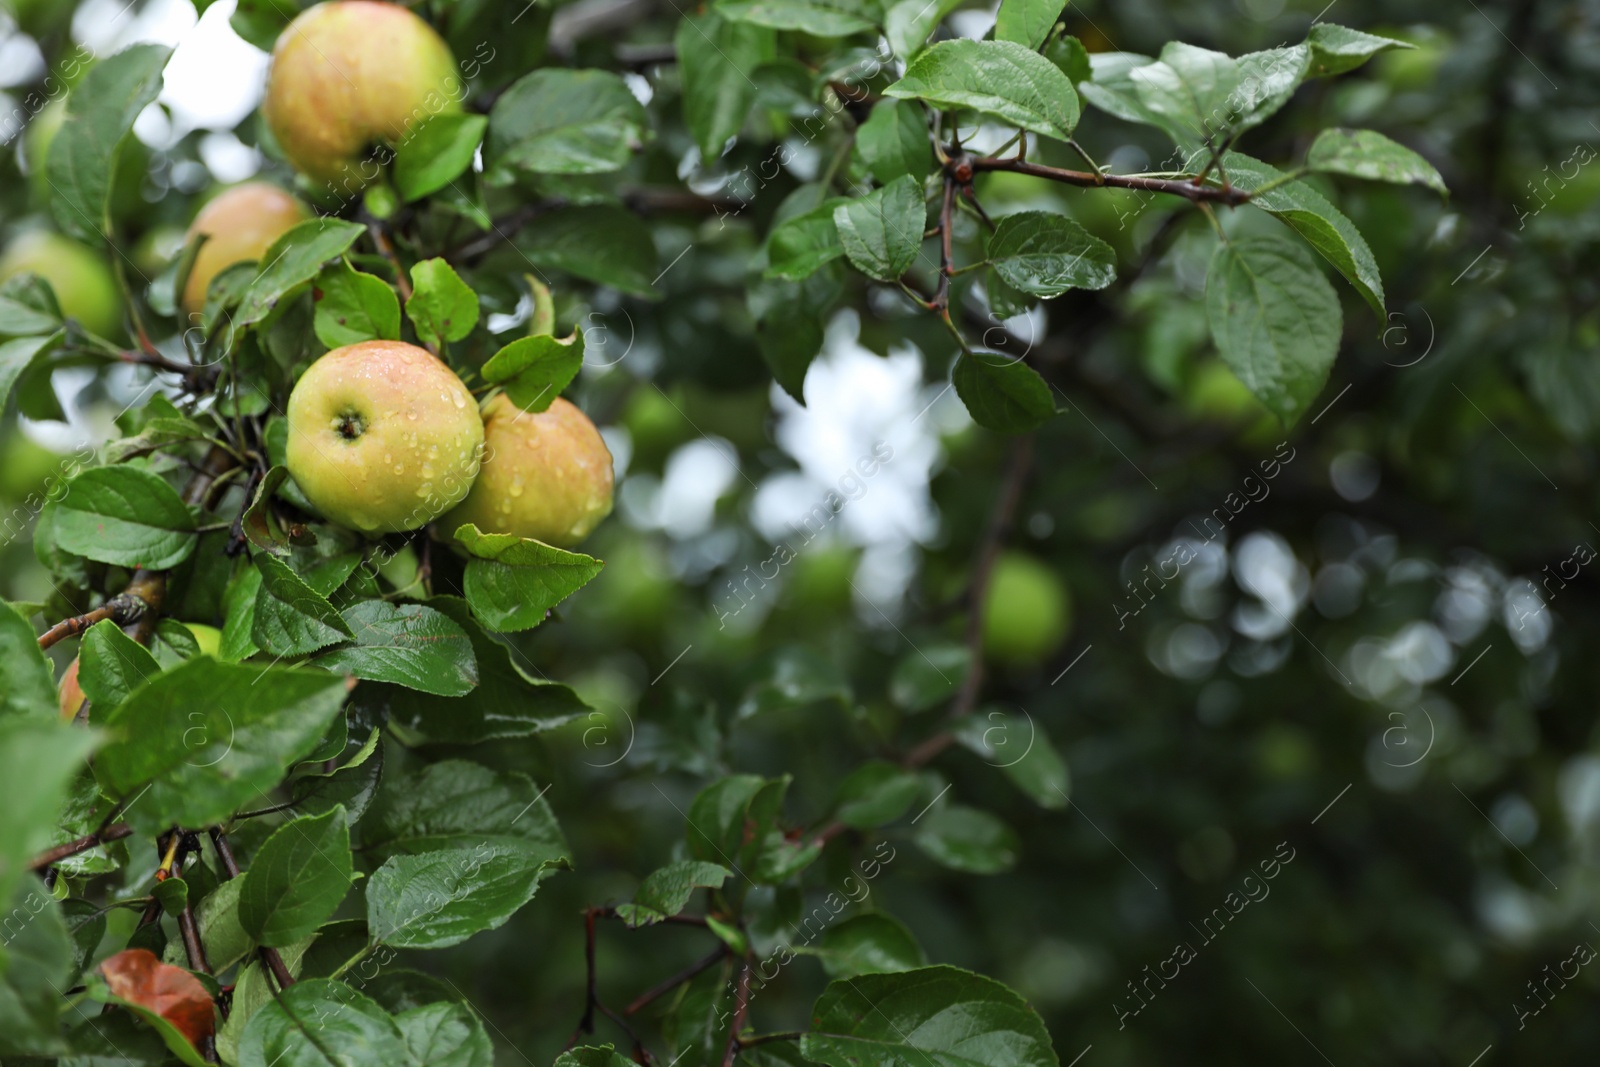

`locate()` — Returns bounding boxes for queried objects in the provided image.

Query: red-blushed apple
[59,657,84,720]
[0,231,123,339]
[440,395,614,548]
[181,182,308,316]
[285,340,484,535]
[261,0,461,191]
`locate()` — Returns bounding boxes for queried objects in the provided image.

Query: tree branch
[209,828,296,990]
[27,823,134,870]
[968,155,1252,204]
[720,957,754,1067]
[625,946,727,1015]
[37,595,147,650]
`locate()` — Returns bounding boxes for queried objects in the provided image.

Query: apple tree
[8,0,1591,1064]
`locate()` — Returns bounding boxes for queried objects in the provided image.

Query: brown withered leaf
[99,948,215,1050]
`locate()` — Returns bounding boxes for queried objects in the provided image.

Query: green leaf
[883,0,964,62]
[79,619,161,711]
[316,600,478,696]
[54,466,197,570]
[676,12,775,158]
[809,913,927,978]
[378,597,589,743]
[396,1002,492,1067]
[953,708,1070,809]
[47,44,170,245]
[888,643,972,712]
[237,979,407,1067]
[1306,23,1413,77]
[232,219,366,333]
[0,334,61,415]
[1205,233,1342,425]
[833,175,927,282]
[716,0,876,36]
[405,258,479,348]
[766,200,849,282]
[165,877,252,974]
[95,659,348,832]
[1129,41,1239,150]
[488,70,647,178]
[1231,45,1311,136]
[1044,33,1091,83]
[752,267,839,402]
[995,0,1062,50]
[480,331,584,413]
[219,564,263,663]
[0,720,97,911]
[987,211,1116,296]
[685,774,767,866]
[394,113,487,202]
[1077,51,1164,128]
[229,0,298,51]
[252,553,354,658]
[615,860,730,928]
[1224,151,1385,318]
[0,600,60,721]
[912,804,1019,873]
[520,206,659,298]
[953,352,1055,433]
[1306,128,1448,196]
[0,880,75,1056]
[362,758,568,865]
[313,260,401,347]
[367,843,563,949]
[801,965,1056,1067]
[885,39,1079,142]
[456,524,607,634]
[737,646,850,719]
[556,1047,634,1067]
[238,807,353,947]
[856,99,932,185]
[0,293,60,336]
[832,760,921,829]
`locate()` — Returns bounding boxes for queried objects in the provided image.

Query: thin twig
[720,957,754,1067]
[28,823,135,870]
[37,596,145,650]
[969,155,1252,204]
[626,947,727,1015]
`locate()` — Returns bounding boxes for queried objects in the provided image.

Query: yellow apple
[262,0,462,192]
[440,395,614,548]
[285,340,484,534]
[185,623,222,657]
[181,182,309,315]
[0,231,123,339]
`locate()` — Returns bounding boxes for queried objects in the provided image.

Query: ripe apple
[262,0,461,191]
[59,657,85,720]
[980,551,1072,666]
[440,395,614,548]
[0,231,123,339]
[285,340,484,534]
[181,182,308,315]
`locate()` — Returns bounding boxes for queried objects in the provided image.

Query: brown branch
[209,828,296,989]
[369,223,414,303]
[969,155,1252,205]
[625,947,727,1015]
[28,823,134,870]
[720,957,754,1067]
[37,596,145,650]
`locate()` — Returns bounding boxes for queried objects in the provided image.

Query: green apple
[132,224,188,278]
[181,182,308,315]
[262,0,462,191]
[285,340,484,534]
[440,395,614,548]
[185,623,222,658]
[0,231,123,339]
[980,552,1071,666]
